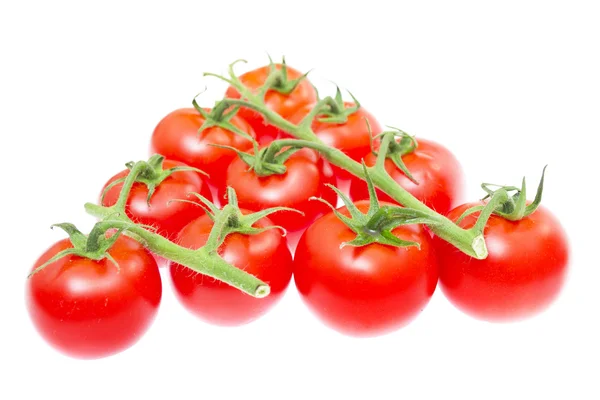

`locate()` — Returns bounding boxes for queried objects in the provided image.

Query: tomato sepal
[313,163,438,249]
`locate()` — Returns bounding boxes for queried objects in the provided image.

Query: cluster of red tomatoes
[26,61,569,360]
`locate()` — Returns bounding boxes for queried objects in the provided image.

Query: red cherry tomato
[293,201,438,337]
[169,212,293,326]
[289,102,381,179]
[26,236,162,359]
[434,203,569,322]
[350,138,464,215]
[150,107,255,186]
[219,148,337,233]
[225,64,317,142]
[101,159,212,240]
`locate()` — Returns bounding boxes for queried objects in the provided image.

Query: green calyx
[374,129,419,184]
[192,96,254,141]
[457,166,548,224]
[312,86,361,124]
[101,154,207,206]
[263,56,311,95]
[211,135,302,177]
[182,187,303,253]
[28,221,145,278]
[313,163,439,249]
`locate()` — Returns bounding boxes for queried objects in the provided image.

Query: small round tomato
[434,203,569,322]
[26,236,162,359]
[225,63,317,142]
[218,148,337,233]
[293,201,438,337]
[101,159,212,241]
[350,138,464,215]
[169,212,293,326]
[289,103,381,179]
[150,107,255,186]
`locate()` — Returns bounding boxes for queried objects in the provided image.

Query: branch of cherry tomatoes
[26,57,569,360]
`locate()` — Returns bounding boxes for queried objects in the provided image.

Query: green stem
[85,203,269,298]
[203,204,237,253]
[267,138,486,258]
[114,161,147,211]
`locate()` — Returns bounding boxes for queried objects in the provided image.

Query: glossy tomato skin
[150,107,255,186]
[101,159,212,241]
[26,236,162,359]
[169,213,293,326]
[219,148,337,233]
[434,203,569,322]
[289,103,381,179]
[293,201,438,337]
[225,64,317,142]
[350,138,464,215]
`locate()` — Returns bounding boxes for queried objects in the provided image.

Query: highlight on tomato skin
[293,201,439,337]
[169,212,294,326]
[25,236,162,360]
[434,202,570,322]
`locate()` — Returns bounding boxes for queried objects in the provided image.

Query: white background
[1,1,599,399]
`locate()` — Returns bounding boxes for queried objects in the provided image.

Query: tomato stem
[82,205,270,298]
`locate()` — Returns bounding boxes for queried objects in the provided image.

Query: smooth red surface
[289,102,381,179]
[26,236,162,359]
[225,64,317,141]
[101,159,212,241]
[150,107,255,186]
[170,213,293,326]
[434,203,569,322]
[220,148,337,233]
[350,138,464,215]
[293,201,438,337]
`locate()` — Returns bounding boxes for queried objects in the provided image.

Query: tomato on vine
[217,142,337,233]
[434,169,569,321]
[225,59,317,142]
[350,131,464,215]
[293,169,439,337]
[100,155,212,240]
[288,89,381,179]
[150,104,255,187]
[26,224,162,359]
[169,189,294,326]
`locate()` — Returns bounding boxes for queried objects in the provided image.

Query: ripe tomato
[101,159,212,241]
[26,235,162,359]
[434,203,569,322]
[218,148,337,233]
[169,212,293,326]
[349,138,464,215]
[150,107,255,186]
[225,63,317,142]
[289,102,381,179]
[293,201,438,337]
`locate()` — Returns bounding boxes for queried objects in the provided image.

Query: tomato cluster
[26,60,569,360]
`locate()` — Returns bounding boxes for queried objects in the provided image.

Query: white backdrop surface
[1,1,598,399]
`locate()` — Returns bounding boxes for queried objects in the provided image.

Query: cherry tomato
[289,102,381,179]
[101,159,212,241]
[350,138,464,215]
[293,201,438,337]
[26,235,162,359]
[150,107,255,186]
[225,64,317,142]
[169,212,293,326]
[434,203,569,322]
[218,148,337,233]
